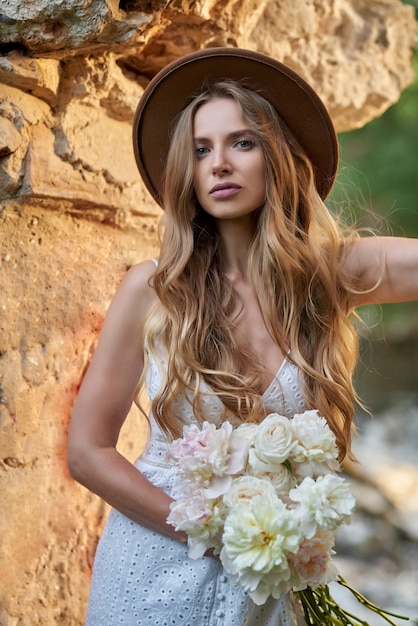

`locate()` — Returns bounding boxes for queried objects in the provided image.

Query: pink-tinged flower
[289,475,355,538]
[223,476,278,509]
[288,531,339,591]
[249,413,297,472]
[228,422,257,473]
[290,411,340,478]
[167,491,226,558]
[169,420,253,498]
[169,421,233,485]
[203,423,253,498]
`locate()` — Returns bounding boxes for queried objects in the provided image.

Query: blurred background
[329,0,418,409]
[329,2,418,622]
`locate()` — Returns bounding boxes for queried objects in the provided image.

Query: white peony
[204,422,254,498]
[226,563,292,605]
[290,410,340,478]
[222,495,302,571]
[167,491,226,558]
[289,474,355,539]
[223,423,254,474]
[169,421,232,483]
[220,495,303,604]
[171,420,252,497]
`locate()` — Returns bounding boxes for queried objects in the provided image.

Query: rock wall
[0,1,416,624]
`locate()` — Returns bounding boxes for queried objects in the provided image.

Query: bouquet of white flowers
[167,410,409,625]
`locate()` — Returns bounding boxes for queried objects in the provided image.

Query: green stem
[297,582,410,626]
[337,578,410,625]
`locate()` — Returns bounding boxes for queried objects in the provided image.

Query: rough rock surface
[0,0,416,623]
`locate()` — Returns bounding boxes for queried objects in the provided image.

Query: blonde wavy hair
[138,81,363,461]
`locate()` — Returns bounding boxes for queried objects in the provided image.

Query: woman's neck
[216,215,257,278]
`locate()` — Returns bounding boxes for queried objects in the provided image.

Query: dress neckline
[261,354,289,399]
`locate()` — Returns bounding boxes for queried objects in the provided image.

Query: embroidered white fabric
[85,348,307,626]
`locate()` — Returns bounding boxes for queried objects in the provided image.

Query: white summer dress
[85,345,308,626]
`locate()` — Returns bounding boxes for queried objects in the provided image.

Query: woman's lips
[209,183,241,199]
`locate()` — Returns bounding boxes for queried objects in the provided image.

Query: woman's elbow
[67,438,92,485]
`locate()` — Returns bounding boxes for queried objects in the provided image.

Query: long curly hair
[138,80,364,461]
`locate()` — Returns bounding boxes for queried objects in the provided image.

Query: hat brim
[133,47,338,205]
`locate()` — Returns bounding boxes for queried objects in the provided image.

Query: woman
[67,48,418,625]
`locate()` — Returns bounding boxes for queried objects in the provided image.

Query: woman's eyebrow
[193,129,256,143]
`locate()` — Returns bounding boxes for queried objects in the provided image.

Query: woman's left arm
[342,236,418,306]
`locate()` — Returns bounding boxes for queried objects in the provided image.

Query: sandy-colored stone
[0,201,153,624]
[0,84,51,197]
[0,117,21,156]
[0,56,61,106]
[0,0,416,623]
[247,0,417,130]
[23,118,155,225]
[0,0,126,54]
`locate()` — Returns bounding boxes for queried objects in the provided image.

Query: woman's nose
[211,148,232,176]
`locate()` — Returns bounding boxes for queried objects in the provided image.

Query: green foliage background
[328,1,418,338]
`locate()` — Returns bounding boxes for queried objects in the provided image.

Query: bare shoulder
[116,259,158,305]
[120,259,158,291]
[103,259,159,338]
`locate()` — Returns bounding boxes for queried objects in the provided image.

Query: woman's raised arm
[343,236,418,307]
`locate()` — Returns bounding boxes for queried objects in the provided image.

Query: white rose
[223,475,277,509]
[250,413,297,470]
[234,422,258,443]
[249,465,296,499]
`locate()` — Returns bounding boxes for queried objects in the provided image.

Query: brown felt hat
[133,47,339,205]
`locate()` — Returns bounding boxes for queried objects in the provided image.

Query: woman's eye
[195,146,209,157]
[236,139,254,149]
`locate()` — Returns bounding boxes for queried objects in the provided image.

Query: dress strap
[150,258,158,267]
